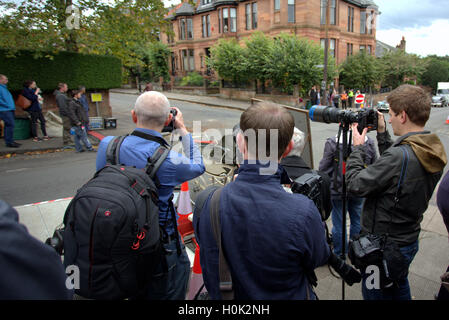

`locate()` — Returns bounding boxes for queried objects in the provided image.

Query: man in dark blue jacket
[193,102,330,300]
[0,74,21,148]
[0,200,72,299]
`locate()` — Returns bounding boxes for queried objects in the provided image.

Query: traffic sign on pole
[355,94,365,104]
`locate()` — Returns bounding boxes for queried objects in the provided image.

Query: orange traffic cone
[446,116,449,124]
[177,182,194,240]
[186,239,206,300]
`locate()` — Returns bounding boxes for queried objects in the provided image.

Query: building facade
[161,0,378,78]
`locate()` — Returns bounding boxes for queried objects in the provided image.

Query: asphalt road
[1,92,449,206]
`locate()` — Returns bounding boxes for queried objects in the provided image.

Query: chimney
[396,36,406,51]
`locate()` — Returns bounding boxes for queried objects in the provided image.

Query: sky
[367,0,449,57]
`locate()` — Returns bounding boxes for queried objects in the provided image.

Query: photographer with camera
[193,102,331,300]
[95,91,205,299]
[346,84,447,300]
[319,131,377,258]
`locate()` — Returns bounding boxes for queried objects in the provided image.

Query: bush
[180,72,204,87]
[0,49,122,92]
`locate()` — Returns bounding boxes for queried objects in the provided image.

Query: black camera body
[45,228,65,256]
[309,105,378,134]
[291,172,324,220]
[162,108,178,133]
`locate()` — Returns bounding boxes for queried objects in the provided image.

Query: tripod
[334,121,353,300]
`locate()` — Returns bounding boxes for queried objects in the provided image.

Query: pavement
[3,88,449,300]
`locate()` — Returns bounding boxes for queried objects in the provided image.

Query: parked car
[431,95,449,108]
[377,100,390,113]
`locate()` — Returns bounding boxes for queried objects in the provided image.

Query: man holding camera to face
[193,102,331,300]
[96,91,205,299]
[346,84,447,300]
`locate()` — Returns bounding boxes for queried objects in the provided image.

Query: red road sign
[355,94,365,104]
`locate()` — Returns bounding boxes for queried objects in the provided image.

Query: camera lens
[309,105,342,124]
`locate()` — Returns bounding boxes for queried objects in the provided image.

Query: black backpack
[63,131,170,300]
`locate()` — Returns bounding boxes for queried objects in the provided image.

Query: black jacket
[0,200,72,299]
[68,98,89,127]
[53,90,70,117]
[281,155,332,221]
[346,130,447,247]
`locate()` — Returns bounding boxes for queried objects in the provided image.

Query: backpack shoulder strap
[106,135,128,165]
[145,146,170,179]
[209,188,234,300]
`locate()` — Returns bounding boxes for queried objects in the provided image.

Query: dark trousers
[61,114,72,145]
[28,110,47,138]
[0,110,15,145]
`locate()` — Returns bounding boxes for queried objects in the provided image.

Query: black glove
[328,252,362,286]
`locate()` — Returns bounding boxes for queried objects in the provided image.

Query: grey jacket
[346,130,447,247]
[53,90,70,117]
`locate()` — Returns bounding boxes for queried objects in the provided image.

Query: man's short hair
[387,84,431,127]
[289,127,306,157]
[240,102,294,159]
[58,83,67,90]
[133,91,170,127]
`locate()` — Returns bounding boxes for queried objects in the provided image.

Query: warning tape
[18,197,74,208]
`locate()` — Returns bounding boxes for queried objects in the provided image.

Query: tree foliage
[420,55,449,91]
[339,51,380,90]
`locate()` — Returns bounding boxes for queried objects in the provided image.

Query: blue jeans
[331,197,364,257]
[73,126,92,152]
[0,110,15,145]
[362,240,419,300]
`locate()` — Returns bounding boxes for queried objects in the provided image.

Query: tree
[244,32,273,93]
[207,38,248,86]
[339,51,380,91]
[267,33,337,95]
[420,55,449,92]
[379,50,427,89]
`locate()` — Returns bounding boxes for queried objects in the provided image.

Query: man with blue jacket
[0,74,20,148]
[193,102,330,300]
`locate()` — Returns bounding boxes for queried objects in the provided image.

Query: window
[321,0,336,25]
[320,38,336,58]
[246,4,251,30]
[187,18,193,39]
[230,8,236,32]
[252,2,257,29]
[202,0,211,4]
[368,10,374,34]
[189,49,195,72]
[347,6,354,32]
[347,43,353,56]
[360,45,366,52]
[223,8,229,33]
[167,23,174,43]
[367,45,372,55]
[182,50,188,71]
[218,9,221,33]
[360,11,366,34]
[179,18,193,40]
[288,0,295,23]
[246,3,257,30]
[274,0,280,11]
[182,49,195,71]
[179,19,186,40]
[202,15,211,37]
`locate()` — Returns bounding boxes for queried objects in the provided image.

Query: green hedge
[0,49,122,92]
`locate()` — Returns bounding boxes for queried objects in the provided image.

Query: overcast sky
[369,0,448,57]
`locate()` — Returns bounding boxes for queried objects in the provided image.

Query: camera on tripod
[309,105,378,134]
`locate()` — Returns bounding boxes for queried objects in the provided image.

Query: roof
[376,40,397,58]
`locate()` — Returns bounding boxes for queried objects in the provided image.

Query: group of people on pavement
[0,73,94,153]
[1,84,449,301]
[309,86,358,109]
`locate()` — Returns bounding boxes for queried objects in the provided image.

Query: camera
[45,227,65,256]
[291,172,325,221]
[309,105,378,134]
[162,108,178,133]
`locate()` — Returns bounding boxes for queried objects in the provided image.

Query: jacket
[193,162,330,300]
[346,130,447,247]
[319,135,377,199]
[22,87,41,112]
[436,170,449,235]
[53,90,70,116]
[0,200,72,299]
[0,83,15,112]
[67,98,88,126]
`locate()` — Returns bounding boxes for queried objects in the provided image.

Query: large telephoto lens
[309,105,342,124]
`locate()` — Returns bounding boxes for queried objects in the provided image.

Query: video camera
[309,105,378,134]
[291,172,325,221]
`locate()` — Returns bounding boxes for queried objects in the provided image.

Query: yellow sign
[91,93,102,102]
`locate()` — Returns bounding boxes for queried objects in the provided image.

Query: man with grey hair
[96,91,205,299]
[281,127,332,220]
